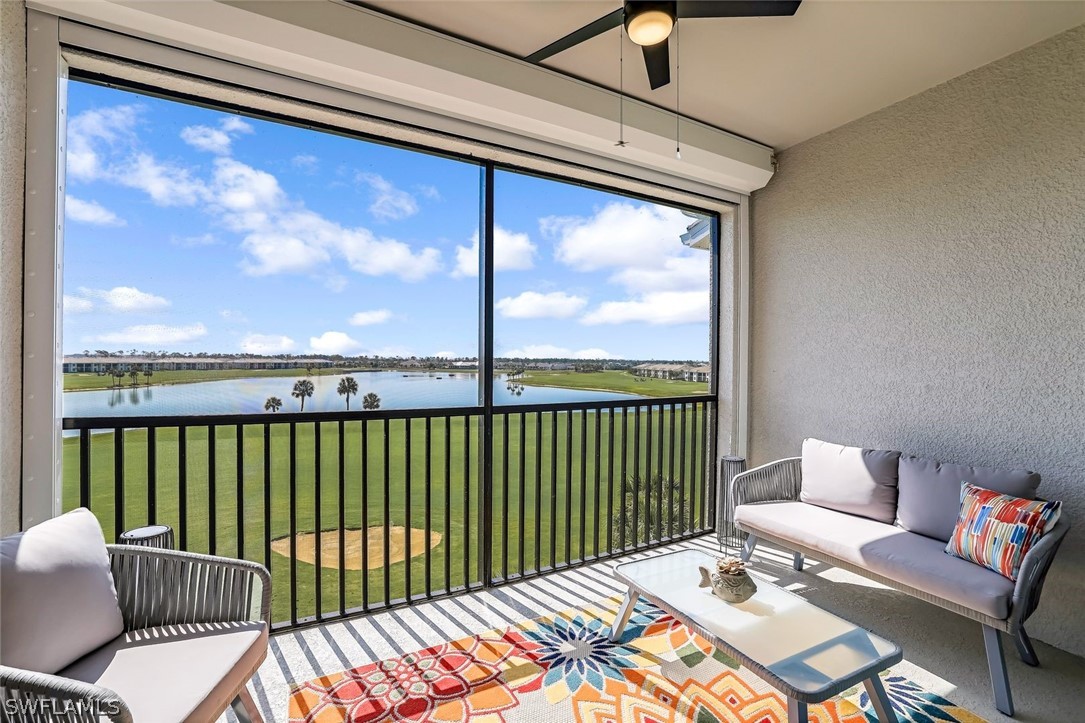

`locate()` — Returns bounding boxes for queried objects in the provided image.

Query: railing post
[477,162,495,588]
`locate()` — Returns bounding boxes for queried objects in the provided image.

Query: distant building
[62,355,333,373]
[631,362,711,382]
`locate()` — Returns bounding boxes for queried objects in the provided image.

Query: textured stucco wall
[0,1,25,535]
[749,25,1085,655]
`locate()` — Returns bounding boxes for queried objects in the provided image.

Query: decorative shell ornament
[698,557,758,604]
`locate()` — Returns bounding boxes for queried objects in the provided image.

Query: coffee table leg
[608,587,639,642]
[787,697,808,722]
[863,675,899,723]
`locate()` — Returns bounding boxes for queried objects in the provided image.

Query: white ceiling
[363,0,1085,149]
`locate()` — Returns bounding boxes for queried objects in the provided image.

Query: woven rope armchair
[1,546,271,723]
[728,456,1069,717]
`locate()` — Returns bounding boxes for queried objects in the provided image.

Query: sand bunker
[271,526,442,570]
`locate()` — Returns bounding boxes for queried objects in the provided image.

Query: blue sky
[63,80,712,361]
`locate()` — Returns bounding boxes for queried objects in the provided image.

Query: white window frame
[22,11,752,525]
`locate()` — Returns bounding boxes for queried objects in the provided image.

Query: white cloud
[219,309,248,323]
[610,255,708,293]
[309,331,362,355]
[348,309,393,326]
[207,159,441,281]
[452,227,536,278]
[67,286,170,313]
[117,152,207,206]
[292,154,319,172]
[180,116,253,155]
[220,116,252,134]
[172,233,219,247]
[358,173,418,221]
[495,291,587,319]
[94,323,207,346]
[581,291,708,326]
[66,105,140,181]
[502,344,617,359]
[67,106,442,283]
[64,294,94,313]
[68,105,207,206]
[415,184,441,200]
[433,350,457,359]
[543,202,693,272]
[180,126,231,155]
[240,333,295,354]
[65,197,125,226]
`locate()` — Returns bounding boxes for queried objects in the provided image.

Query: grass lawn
[518,370,708,397]
[63,408,712,625]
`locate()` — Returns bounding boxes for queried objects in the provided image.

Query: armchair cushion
[0,508,124,674]
[895,454,1040,542]
[799,438,901,523]
[59,621,268,723]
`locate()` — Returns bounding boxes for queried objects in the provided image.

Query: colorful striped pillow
[945,482,1061,580]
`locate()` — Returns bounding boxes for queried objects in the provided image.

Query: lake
[62,371,643,418]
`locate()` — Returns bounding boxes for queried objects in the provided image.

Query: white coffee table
[610,548,902,722]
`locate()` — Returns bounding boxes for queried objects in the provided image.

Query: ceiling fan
[525,1,802,90]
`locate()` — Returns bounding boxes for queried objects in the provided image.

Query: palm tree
[291,379,315,411]
[264,396,283,413]
[337,376,359,410]
[362,392,381,410]
[128,369,139,387]
[142,368,153,385]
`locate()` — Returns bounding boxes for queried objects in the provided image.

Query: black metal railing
[63,395,716,631]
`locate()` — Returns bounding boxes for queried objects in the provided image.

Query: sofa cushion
[0,508,124,674]
[799,438,901,523]
[60,621,268,723]
[946,483,1062,580]
[736,501,1015,619]
[896,454,1041,542]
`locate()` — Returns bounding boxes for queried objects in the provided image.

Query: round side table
[118,524,175,550]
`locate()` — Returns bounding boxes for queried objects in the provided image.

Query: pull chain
[675,19,682,160]
[617,19,627,147]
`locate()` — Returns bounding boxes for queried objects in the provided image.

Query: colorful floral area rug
[290,597,983,723]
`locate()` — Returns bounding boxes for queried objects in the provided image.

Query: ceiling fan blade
[642,37,671,90]
[676,0,801,18]
[525,8,624,63]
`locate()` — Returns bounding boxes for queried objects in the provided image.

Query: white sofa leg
[740,534,758,562]
[982,624,1014,716]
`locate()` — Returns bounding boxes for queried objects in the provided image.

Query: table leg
[787,697,808,722]
[863,675,899,723]
[608,586,639,642]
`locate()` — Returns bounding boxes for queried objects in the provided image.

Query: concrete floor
[239,535,1085,722]
[746,541,1085,722]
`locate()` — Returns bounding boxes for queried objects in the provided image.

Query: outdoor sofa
[730,438,1069,717]
[1,508,271,722]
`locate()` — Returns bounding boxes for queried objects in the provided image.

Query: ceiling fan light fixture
[624,2,675,46]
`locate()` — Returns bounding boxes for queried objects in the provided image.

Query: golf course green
[64,407,712,624]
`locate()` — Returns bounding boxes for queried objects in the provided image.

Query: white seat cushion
[60,621,268,723]
[735,501,1015,619]
[799,438,901,524]
[0,508,124,673]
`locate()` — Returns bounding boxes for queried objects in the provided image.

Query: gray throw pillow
[895,454,1041,542]
[799,438,901,523]
[0,508,124,673]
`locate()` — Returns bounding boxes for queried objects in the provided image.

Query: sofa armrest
[1009,517,1070,628]
[107,546,271,630]
[731,457,802,510]
[0,665,132,723]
